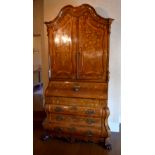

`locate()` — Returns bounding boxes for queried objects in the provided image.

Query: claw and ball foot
[104,137,112,150]
[40,133,52,141]
[99,137,112,150]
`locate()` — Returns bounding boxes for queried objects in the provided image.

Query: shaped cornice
[45,4,114,28]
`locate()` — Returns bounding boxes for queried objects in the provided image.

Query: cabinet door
[78,13,108,81]
[48,14,77,79]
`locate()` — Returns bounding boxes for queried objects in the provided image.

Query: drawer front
[46,97,105,108]
[48,81,108,91]
[46,122,101,137]
[45,104,102,117]
[49,114,101,127]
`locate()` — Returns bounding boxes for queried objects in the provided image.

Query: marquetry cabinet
[43,4,113,149]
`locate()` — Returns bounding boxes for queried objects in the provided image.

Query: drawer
[45,122,101,137]
[44,104,102,117]
[48,81,108,91]
[45,81,108,99]
[49,114,101,127]
[46,97,106,108]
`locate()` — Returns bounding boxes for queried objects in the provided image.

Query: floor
[33,84,44,111]
[33,127,121,155]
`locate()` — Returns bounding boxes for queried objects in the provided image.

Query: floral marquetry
[43,4,113,150]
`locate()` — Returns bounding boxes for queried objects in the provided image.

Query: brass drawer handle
[86,118,96,124]
[54,107,63,112]
[56,115,64,121]
[85,109,95,115]
[85,130,93,137]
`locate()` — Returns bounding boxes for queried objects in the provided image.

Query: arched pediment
[45,4,114,28]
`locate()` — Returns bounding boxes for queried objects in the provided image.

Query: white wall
[43,0,121,132]
[33,0,44,82]
[33,36,42,68]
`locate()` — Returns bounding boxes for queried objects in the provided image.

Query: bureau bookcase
[43,4,113,149]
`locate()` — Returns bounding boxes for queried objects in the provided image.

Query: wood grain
[44,4,113,149]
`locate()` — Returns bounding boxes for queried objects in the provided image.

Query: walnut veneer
[43,4,113,150]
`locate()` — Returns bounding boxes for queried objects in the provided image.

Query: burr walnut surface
[43,4,113,150]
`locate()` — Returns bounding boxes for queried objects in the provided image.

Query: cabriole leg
[104,137,112,150]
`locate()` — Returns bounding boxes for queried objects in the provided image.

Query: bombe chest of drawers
[42,4,113,150]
